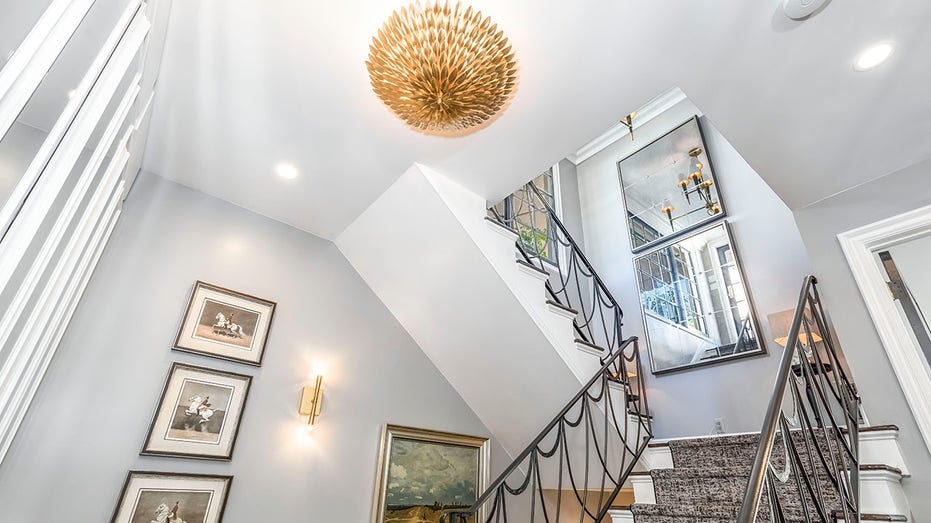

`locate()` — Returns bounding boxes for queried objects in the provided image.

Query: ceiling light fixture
[67,89,76,99]
[854,41,894,71]
[782,0,829,20]
[366,1,519,137]
[275,163,299,180]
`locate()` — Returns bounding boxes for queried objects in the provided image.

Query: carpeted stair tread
[650,465,751,479]
[665,433,761,449]
[632,433,858,522]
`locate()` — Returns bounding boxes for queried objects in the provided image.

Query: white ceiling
[142,0,931,239]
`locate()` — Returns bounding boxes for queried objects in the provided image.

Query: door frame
[838,204,931,454]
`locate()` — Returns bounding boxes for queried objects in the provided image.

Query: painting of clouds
[384,438,480,523]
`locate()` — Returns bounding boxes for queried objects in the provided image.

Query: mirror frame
[632,220,766,375]
[617,115,728,253]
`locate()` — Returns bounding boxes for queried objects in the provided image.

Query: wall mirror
[634,222,763,374]
[618,116,724,252]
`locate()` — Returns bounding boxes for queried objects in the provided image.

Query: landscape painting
[142,363,252,460]
[174,281,276,366]
[374,425,489,523]
[110,472,231,523]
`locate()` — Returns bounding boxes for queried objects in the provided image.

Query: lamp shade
[767,308,823,347]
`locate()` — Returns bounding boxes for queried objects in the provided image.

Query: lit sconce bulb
[299,375,324,431]
[661,198,675,215]
[677,173,689,189]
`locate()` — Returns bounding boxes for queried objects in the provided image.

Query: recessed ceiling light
[275,163,299,180]
[67,89,76,99]
[854,42,894,71]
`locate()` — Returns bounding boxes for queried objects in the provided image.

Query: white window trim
[838,204,931,455]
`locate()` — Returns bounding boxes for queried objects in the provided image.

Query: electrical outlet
[712,418,725,435]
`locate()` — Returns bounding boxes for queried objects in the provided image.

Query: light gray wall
[0,172,508,521]
[793,157,931,520]
[556,158,586,251]
[575,99,813,438]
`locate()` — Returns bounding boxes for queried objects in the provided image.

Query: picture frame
[617,115,727,253]
[174,281,276,366]
[372,425,490,523]
[632,221,765,374]
[141,363,252,461]
[110,471,232,523]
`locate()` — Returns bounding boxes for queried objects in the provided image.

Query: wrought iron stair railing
[738,276,861,522]
[437,179,651,523]
[489,180,626,356]
[441,337,650,523]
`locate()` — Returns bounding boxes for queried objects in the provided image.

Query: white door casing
[838,204,931,455]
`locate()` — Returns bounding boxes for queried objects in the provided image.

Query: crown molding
[567,87,688,165]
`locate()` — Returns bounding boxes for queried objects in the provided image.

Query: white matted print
[142,363,252,460]
[174,281,276,366]
[110,471,231,523]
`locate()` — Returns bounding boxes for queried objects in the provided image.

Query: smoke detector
[783,0,829,20]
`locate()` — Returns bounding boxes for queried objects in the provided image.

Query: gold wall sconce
[664,147,721,231]
[299,375,324,431]
[621,112,638,140]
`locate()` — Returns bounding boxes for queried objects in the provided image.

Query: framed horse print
[110,471,231,523]
[142,363,252,460]
[174,281,276,366]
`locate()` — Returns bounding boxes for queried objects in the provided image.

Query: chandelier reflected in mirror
[366,1,519,137]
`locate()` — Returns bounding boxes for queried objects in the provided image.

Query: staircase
[341,167,915,522]
[611,427,910,522]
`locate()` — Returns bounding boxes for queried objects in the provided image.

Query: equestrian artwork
[192,298,260,350]
[175,282,276,366]
[125,489,212,523]
[166,378,233,444]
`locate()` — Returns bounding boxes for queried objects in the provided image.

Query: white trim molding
[0,0,96,138]
[0,2,149,296]
[567,87,687,165]
[0,0,145,240]
[838,204,931,456]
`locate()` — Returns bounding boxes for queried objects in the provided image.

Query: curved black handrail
[738,276,861,522]
[441,337,651,523]
[489,180,626,356]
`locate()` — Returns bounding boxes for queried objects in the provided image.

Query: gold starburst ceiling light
[366,2,518,136]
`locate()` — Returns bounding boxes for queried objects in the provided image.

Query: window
[494,168,559,264]
[636,244,707,333]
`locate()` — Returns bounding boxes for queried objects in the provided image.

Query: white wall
[574,99,813,438]
[0,172,508,521]
[794,157,931,520]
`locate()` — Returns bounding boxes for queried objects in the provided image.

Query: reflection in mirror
[0,0,57,72]
[618,116,723,251]
[634,222,763,373]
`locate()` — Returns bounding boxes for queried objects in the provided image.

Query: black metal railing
[441,337,651,523]
[738,276,861,522]
[489,181,626,356]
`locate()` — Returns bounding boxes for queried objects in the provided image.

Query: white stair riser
[860,430,910,476]
[607,509,635,523]
[630,475,656,504]
[860,468,910,517]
